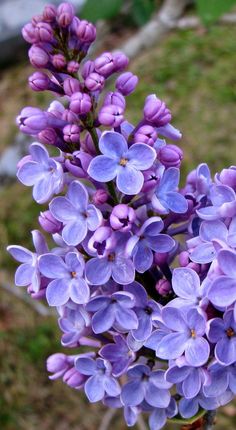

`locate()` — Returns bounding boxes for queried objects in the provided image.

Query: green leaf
[169,408,206,425]
[80,0,123,22]
[132,0,156,26]
[196,0,236,25]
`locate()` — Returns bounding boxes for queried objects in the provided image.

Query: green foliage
[80,0,123,22]
[131,0,156,26]
[196,0,236,25]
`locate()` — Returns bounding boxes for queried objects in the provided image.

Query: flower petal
[116,166,143,195]
[185,337,210,367]
[99,131,127,158]
[172,268,199,300]
[121,380,144,406]
[112,257,135,284]
[67,180,88,210]
[46,278,70,306]
[39,253,68,278]
[88,155,118,182]
[86,258,112,285]
[92,305,115,333]
[15,263,34,286]
[85,375,105,402]
[7,245,33,263]
[127,143,156,170]
[70,278,90,304]
[208,276,236,307]
[50,197,77,222]
[63,220,87,246]
[156,332,188,360]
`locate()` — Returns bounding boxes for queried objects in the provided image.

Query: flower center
[71,271,77,278]
[226,327,235,338]
[190,329,196,338]
[108,253,115,262]
[119,157,128,167]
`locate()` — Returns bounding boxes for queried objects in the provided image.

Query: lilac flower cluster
[8,3,236,429]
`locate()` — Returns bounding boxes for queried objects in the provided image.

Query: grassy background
[1,23,236,429]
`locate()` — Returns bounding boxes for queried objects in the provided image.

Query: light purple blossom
[75,357,121,402]
[152,167,188,214]
[207,310,236,365]
[99,334,135,377]
[88,131,156,195]
[197,184,236,220]
[39,251,90,306]
[17,143,64,203]
[50,180,102,246]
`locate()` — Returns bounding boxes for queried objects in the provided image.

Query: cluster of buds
[8,3,236,430]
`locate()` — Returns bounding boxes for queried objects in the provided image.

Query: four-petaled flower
[152,167,188,214]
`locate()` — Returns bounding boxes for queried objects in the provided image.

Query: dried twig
[202,410,216,430]
[137,414,148,430]
[98,409,117,430]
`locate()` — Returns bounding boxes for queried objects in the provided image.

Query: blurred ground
[1,21,236,430]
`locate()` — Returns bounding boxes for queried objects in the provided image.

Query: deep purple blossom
[50,180,102,246]
[39,252,90,306]
[152,167,188,214]
[88,131,156,195]
[17,143,64,203]
[86,291,138,333]
[75,357,120,402]
[100,334,135,376]
[197,184,236,220]
[126,217,175,273]
[203,362,236,397]
[58,304,91,347]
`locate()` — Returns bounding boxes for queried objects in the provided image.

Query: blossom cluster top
[7,2,236,429]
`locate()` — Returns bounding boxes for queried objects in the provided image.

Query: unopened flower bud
[29,45,49,68]
[81,60,95,79]
[43,4,57,22]
[158,144,183,168]
[92,189,108,205]
[85,72,105,92]
[216,167,236,189]
[144,94,171,126]
[52,53,66,69]
[63,367,84,388]
[94,52,114,76]
[155,279,171,296]
[22,23,38,43]
[134,125,157,147]
[98,104,124,127]
[115,72,138,96]
[67,61,80,74]
[113,52,129,71]
[178,251,190,267]
[57,2,75,27]
[110,204,136,232]
[63,77,81,96]
[62,109,78,123]
[63,124,80,143]
[39,210,62,233]
[103,92,126,110]
[38,128,57,145]
[28,71,50,91]
[70,92,92,114]
[47,353,70,380]
[35,22,54,42]
[76,20,96,43]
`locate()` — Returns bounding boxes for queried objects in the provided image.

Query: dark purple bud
[92,189,108,205]
[17,107,48,134]
[178,251,189,267]
[81,132,96,155]
[57,2,75,27]
[81,60,95,79]
[63,77,82,96]
[22,23,38,43]
[67,61,80,74]
[28,45,49,68]
[216,167,236,189]
[39,210,62,233]
[142,169,161,193]
[155,279,171,296]
[38,128,57,145]
[31,15,43,25]
[94,52,114,76]
[35,22,54,42]
[143,94,171,126]
[52,53,66,69]
[115,72,138,96]
[65,151,92,178]
[69,92,92,114]
[28,71,50,91]
[85,72,105,92]
[63,367,85,389]
[98,104,124,127]
[63,124,80,143]
[47,353,70,380]
[62,109,78,123]
[88,226,114,256]
[113,51,129,71]
[76,20,96,43]
[103,91,126,110]
[134,125,157,147]
[43,4,57,22]
[158,144,183,168]
[69,16,81,34]
[110,204,136,232]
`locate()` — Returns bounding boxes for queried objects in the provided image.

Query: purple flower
[100,334,135,376]
[50,180,102,246]
[125,282,162,341]
[197,184,236,220]
[75,357,120,402]
[203,362,236,397]
[148,398,178,430]
[17,143,64,204]
[39,251,90,306]
[207,310,236,365]
[115,72,138,96]
[155,307,210,366]
[59,304,91,347]
[86,291,138,333]
[7,230,48,292]
[47,353,72,380]
[85,232,135,285]
[88,131,156,195]
[207,249,236,311]
[152,167,188,214]
[121,365,171,408]
[126,217,175,273]
[166,360,209,399]
[178,393,219,419]
[143,95,171,126]
[110,204,136,232]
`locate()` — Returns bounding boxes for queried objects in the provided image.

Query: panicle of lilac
[8,3,236,429]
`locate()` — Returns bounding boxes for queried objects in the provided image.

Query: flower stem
[203,410,216,430]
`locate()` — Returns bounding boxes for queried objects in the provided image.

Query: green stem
[88,127,99,153]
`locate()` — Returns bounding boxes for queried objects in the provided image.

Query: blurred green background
[1,1,236,429]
